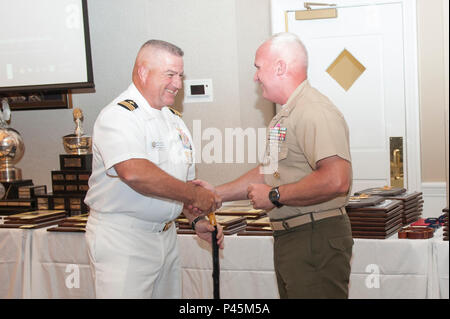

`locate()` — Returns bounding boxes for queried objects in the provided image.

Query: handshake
[185,179,222,215]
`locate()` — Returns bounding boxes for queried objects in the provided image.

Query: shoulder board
[168,107,182,118]
[118,99,139,111]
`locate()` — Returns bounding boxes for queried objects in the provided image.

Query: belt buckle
[282,220,290,230]
[163,221,173,232]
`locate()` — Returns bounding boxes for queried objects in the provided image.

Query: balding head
[132,40,184,109]
[268,32,308,72]
[133,40,183,78]
[254,33,308,104]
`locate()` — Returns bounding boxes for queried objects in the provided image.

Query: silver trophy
[0,98,25,182]
[62,108,92,154]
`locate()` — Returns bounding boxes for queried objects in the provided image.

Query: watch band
[191,215,206,230]
[269,186,283,208]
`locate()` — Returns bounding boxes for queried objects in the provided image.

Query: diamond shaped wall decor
[326,49,366,91]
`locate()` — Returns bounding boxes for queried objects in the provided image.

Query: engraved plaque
[64,158,82,168]
[59,154,92,171]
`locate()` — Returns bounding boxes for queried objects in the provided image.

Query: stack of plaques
[354,186,423,226]
[386,191,423,225]
[354,186,407,197]
[175,215,195,234]
[346,194,385,209]
[215,215,247,235]
[176,214,247,235]
[1,180,33,199]
[51,170,90,194]
[346,196,404,239]
[18,185,47,199]
[0,179,37,215]
[0,198,37,215]
[35,193,89,216]
[34,155,92,217]
[47,214,89,233]
[443,207,449,241]
[0,210,67,229]
[238,216,273,236]
[214,205,266,220]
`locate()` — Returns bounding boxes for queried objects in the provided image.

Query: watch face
[269,189,279,202]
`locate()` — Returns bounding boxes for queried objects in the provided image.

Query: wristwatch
[191,215,206,230]
[268,186,283,208]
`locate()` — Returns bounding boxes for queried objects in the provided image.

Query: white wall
[8,0,449,214]
[10,0,273,189]
[416,0,449,214]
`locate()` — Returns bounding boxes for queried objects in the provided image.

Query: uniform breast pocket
[277,143,289,161]
[157,148,169,165]
[147,142,169,167]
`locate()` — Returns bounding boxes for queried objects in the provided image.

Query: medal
[269,123,287,142]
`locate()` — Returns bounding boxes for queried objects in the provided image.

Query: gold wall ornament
[326,49,366,91]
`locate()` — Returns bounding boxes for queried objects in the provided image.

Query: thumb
[191,179,203,186]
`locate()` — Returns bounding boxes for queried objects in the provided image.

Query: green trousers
[273,214,354,299]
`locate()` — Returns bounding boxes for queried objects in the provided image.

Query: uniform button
[273,171,280,179]
[152,142,156,148]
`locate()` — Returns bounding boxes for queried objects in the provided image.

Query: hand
[191,179,215,192]
[190,185,218,215]
[247,183,275,210]
[188,180,222,214]
[194,218,225,249]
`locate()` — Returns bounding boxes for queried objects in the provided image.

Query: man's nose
[173,75,183,89]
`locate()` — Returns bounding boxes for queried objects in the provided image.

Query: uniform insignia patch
[118,99,139,111]
[168,107,182,117]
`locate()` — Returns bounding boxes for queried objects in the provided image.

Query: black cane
[208,212,220,299]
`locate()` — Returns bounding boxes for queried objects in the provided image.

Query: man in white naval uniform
[85,40,224,299]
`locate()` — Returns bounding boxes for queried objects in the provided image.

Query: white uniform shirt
[84,83,195,223]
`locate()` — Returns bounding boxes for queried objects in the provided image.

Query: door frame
[270,0,422,191]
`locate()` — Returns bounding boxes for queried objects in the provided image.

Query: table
[1,227,448,299]
[0,228,33,298]
[432,238,449,299]
[179,230,448,299]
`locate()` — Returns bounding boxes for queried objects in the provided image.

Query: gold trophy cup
[62,108,92,155]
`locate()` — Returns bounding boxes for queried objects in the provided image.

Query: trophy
[42,108,93,215]
[62,108,92,155]
[0,98,25,182]
[61,108,92,171]
[0,98,34,205]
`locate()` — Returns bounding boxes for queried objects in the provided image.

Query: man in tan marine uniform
[195,32,354,298]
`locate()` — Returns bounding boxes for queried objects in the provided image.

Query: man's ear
[276,60,287,76]
[137,65,149,84]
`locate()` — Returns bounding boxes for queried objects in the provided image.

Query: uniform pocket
[328,235,354,251]
[278,144,289,161]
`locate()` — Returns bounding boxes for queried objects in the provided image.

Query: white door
[271,0,421,193]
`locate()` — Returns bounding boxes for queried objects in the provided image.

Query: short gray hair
[141,39,184,57]
[269,32,308,67]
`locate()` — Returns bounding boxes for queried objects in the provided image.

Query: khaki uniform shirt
[262,80,352,220]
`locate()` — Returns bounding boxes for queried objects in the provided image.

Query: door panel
[272,1,407,193]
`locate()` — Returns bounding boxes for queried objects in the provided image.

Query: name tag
[151,141,165,149]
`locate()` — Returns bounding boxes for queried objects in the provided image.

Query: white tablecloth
[30,229,94,298]
[432,236,449,299]
[1,227,448,299]
[0,228,33,298]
